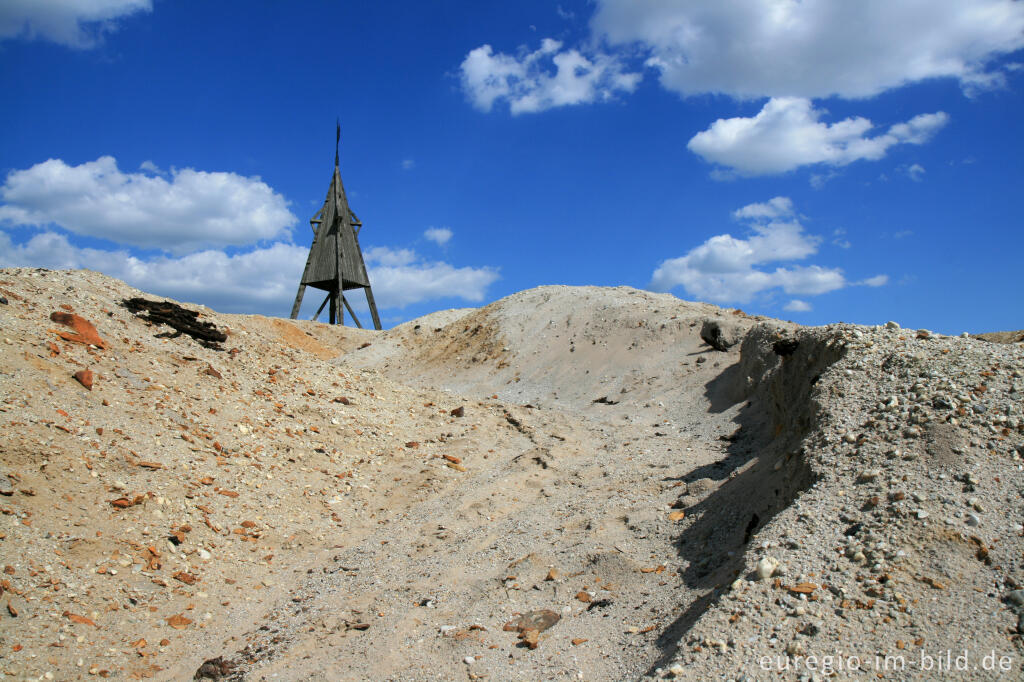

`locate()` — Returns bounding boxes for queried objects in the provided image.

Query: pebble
[755,557,780,581]
[857,469,881,483]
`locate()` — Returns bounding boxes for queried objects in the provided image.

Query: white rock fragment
[755,557,780,581]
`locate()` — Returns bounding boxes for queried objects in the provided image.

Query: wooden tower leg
[313,293,330,321]
[290,284,307,319]
[340,294,363,329]
[364,287,382,330]
[329,291,338,325]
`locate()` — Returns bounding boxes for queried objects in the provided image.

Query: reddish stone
[50,312,106,348]
[73,369,94,391]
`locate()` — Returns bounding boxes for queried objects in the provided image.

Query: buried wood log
[121,298,228,350]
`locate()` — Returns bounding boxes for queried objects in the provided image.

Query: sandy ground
[0,269,1022,681]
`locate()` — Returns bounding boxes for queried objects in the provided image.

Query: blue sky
[1,1,1022,334]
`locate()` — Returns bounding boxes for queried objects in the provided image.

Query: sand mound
[1,269,1021,681]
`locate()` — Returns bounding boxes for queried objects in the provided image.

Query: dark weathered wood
[364,287,381,331]
[121,298,227,350]
[290,283,307,319]
[341,294,362,329]
[313,292,330,320]
[290,126,382,330]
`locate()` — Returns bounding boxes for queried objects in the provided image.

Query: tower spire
[335,118,340,169]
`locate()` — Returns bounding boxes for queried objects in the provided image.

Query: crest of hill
[1,268,1023,682]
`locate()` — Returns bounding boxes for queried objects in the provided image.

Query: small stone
[520,628,540,649]
[915,510,929,520]
[1006,590,1024,608]
[503,609,560,634]
[857,469,881,483]
[463,656,475,665]
[965,513,980,527]
[786,640,806,656]
[700,319,744,352]
[755,557,780,581]
[668,664,686,677]
[885,321,901,330]
[73,369,94,391]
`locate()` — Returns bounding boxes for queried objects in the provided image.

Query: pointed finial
[335,119,340,168]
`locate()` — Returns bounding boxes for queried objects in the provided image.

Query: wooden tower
[290,124,382,329]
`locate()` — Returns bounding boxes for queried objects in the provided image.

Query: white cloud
[0,231,499,317]
[906,163,926,181]
[401,159,415,171]
[364,246,499,308]
[0,230,308,315]
[731,196,794,220]
[809,170,840,189]
[0,157,297,255]
[591,0,1024,99]
[859,274,889,287]
[0,0,151,48]
[784,300,812,313]
[424,227,453,246]
[687,98,949,176]
[459,38,641,114]
[832,228,851,250]
[650,197,884,305]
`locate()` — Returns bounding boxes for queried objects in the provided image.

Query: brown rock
[166,614,192,629]
[450,406,465,417]
[172,571,199,585]
[503,609,560,634]
[204,365,223,379]
[74,369,94,390]
[49,312,106,348]
[194,656,233,680]
[519,627,539,649]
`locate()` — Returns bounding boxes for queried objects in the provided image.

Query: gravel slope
[0,269,1021,681]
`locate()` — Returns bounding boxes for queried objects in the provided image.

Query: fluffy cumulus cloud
[424,227,453,246]
[0,231,499,318]
[0,157,297,255]
[1,156,499,320]
[0,0,151,48]
[650,197,884,305]
[591,0,1024,99]
[363,246,499,309]
[460,38,641,114]
[784,300,812,313]
[0,230,308,315]
[687,98,949,176]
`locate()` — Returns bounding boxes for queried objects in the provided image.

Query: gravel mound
[1,269,1021,681]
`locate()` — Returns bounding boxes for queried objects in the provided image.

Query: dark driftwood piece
[290,123,382,330]
[121,298,228,350]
